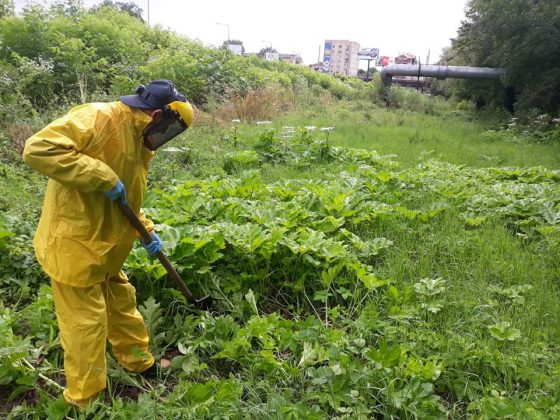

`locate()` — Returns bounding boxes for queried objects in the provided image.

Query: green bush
[0,2,381,113]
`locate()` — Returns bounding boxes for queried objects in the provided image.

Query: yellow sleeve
[23,105,119,193]
[139,208,155,234]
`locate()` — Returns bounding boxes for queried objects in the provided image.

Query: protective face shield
[142,100,194,151]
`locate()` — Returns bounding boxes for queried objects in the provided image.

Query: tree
[449,0,560,113]
[51,0,85,17]
[0,0,14,18]
[357,67,376,81]
[92,0,144,22]
[257,46,278,59]
[1,3,50,61]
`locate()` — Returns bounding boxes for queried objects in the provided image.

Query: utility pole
[216,22,230,42]
[318,45,321,63]
[147,0,150,26]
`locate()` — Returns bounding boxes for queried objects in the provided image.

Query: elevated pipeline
[380,64,505,87]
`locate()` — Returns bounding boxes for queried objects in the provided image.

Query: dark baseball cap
[120,80,187,109]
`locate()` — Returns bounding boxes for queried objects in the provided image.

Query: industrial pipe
[380,64,505,87]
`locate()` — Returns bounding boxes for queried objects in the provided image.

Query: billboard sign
[358,48,379,61]
[322,41,332,73]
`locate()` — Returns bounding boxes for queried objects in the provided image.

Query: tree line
[0,0,363,129]
[1,0,558,121]
[440,0,560,115]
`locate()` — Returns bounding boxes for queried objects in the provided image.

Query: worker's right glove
[141,232,162,256]
[105,180,127,205]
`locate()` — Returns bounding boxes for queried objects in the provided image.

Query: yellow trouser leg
[51,272,154,409]
[103,271,154,372]
[51,279,107,409]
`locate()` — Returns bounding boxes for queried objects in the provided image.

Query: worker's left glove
[141,232,162,256]
[104,180,127,205]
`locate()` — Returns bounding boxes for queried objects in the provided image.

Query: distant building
[227,44,243,55]
[395,53,417,65]
[392,53,426,88]
[223,40,245,55]
[322,40,360,76]
[280,53,303,65]
[309,62,323,72]
[264,52,280,61]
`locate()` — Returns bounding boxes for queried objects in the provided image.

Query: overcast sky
[15,0,469,65]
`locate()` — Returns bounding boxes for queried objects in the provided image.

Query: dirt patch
[0,385,41,413]
[164,348,182,360]
[109,385,144,403]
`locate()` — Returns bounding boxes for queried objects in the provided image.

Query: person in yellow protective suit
[23,80,194,409]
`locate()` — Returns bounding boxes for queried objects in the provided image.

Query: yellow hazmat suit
[23,101,156,408]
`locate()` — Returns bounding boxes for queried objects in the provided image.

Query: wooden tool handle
[117,201,194,301]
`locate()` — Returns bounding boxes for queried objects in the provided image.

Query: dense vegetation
[440,0,560,115]
[1,0,559,418]
[0,0,368,125]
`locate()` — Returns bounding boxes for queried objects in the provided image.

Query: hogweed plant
[3,109,560,417]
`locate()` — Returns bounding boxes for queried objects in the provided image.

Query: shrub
[228,84,292,122]
[5,123,34,154]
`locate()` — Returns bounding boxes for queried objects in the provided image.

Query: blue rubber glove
[104,180,127,205]
[141,232,162,256]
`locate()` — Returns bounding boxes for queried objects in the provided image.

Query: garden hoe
[116,201,212,309]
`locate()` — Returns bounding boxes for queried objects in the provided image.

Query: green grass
[2,95,560,418]
[375,211,560,340]
[269,102,560,169]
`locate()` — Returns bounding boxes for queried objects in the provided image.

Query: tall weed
[217,84,293,122]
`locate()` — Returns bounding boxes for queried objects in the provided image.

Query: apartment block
[322,40,360,76]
